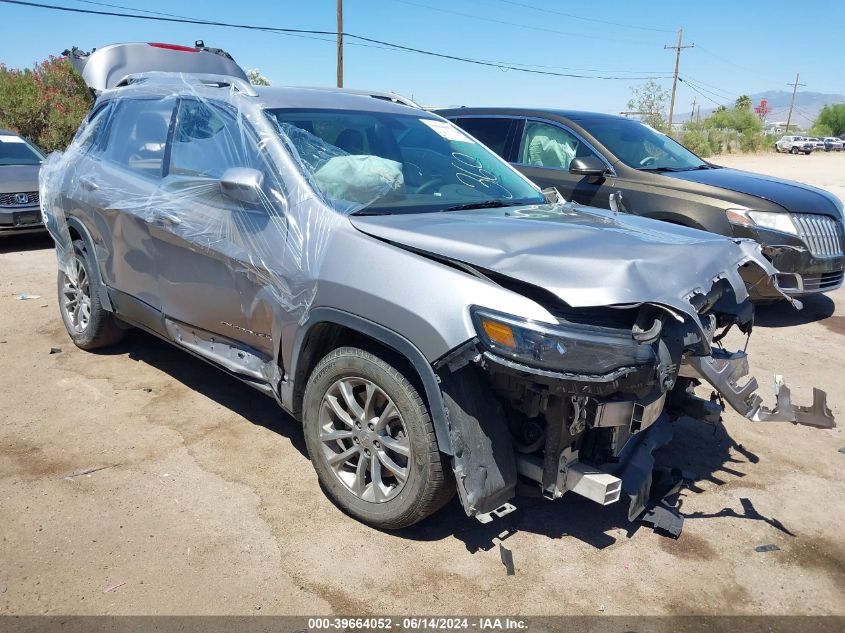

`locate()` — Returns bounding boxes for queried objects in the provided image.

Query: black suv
[437,108,845,297]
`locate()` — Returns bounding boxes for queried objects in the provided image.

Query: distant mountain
[679,90,845,128]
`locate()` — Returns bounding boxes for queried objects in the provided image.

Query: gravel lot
[1,153,844,617]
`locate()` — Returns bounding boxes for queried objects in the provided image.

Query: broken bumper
[683,349,835,428]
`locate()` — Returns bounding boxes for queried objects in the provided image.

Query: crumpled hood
[664,167,843,217]
[0,164,41,193]
[351,204,778,321]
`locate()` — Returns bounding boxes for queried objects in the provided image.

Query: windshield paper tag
[420,119,474,143]
[0,135,25,143]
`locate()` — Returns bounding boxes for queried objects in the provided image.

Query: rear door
[514,119,612,208]
[78,97,176,330]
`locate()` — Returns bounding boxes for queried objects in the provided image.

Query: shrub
[0,56,93,152]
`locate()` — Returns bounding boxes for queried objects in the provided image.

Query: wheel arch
[283,308,454,455]
[63,216,113,312]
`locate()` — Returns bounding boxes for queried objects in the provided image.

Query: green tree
[627,80,669,130]
[735,94,752,110]
[813,104,845,136]
[0,56,92,152]
[246,68,271,86]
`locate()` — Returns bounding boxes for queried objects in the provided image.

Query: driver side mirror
[220,167,264,205]
[569,156,607,179]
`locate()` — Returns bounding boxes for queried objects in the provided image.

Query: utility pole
[785,73,804,134]
[665,28,694,129]
[690,97,697,124]
[336,0,343,88]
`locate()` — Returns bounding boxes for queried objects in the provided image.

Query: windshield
[265,108,543,214]
[583,118,707,171]
[0,134,44,166]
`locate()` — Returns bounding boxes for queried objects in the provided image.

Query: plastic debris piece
[142,388,153,393]
[754,544,780,553]
[62,464,117,480]
[838,447,845,455]
[102,582,125,593]
[16,294,40,300]
[498,543,515,576]
[49,347,62,354]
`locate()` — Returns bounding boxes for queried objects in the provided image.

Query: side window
[100,98,174,178]
[518,121,588,170]
[169,100,256,178]
[454,118,511,157]
[76,102,113,153]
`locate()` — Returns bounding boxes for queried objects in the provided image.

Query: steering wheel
[639,156,658,167]
[415,177,444,195]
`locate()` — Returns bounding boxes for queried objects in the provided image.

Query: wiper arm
[442,200,518,212]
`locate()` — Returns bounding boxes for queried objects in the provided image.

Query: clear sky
[1,0,842,113]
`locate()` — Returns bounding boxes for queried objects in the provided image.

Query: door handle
[154,210,182,225]
[79,176,98,191]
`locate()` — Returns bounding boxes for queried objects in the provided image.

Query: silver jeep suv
[41,71,833,534]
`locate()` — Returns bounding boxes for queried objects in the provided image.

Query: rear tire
[57,239,125,350]
[302,346,454,529]
[790,147,798,154]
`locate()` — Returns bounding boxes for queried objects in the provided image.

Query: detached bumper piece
[685,349,835,429]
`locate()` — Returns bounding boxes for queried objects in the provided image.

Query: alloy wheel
[61,254,92,333]
[318,376,411,503]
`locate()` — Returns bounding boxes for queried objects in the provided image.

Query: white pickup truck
[775,135,815,154]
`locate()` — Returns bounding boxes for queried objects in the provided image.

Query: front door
[149,97,287,374]
[514,120,612,209]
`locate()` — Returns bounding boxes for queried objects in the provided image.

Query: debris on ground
[754,544,781,553]
[49,347,62,355]
[498,543,515,576]
[102,582,125,593]
[62,464,118,480]
[16,294,40,300]
[0,583,6,594]
[838,447,845,455]
[142,388,153,393]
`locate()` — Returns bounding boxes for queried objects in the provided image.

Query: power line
[679,73,737,101]
[0,0,674,81]
[483,0,676,33]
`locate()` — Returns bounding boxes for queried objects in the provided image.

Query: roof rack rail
[114,72,258,97]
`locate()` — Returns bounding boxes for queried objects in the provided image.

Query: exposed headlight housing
[726,208,798,235]
[470,307,656,375]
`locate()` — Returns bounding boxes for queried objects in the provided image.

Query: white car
[775,136,814,154]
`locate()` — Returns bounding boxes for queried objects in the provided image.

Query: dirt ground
[1,152,844,617]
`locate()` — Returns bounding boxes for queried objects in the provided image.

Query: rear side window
[100,98,175,178]
[169,99,256,178]
[453,118,512,157]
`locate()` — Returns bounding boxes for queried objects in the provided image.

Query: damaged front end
[436,272,834,537]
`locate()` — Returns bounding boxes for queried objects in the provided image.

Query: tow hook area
[683,349,835,429]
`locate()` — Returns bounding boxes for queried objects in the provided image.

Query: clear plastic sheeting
[38,72,404,329]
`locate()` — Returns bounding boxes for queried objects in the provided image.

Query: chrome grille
[802,271,844,291]
[793,214,843,258]
[0,191,39,207]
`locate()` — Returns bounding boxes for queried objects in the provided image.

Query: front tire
[790,146,798,154]
[57,239,125,350]
[302,347,453,529]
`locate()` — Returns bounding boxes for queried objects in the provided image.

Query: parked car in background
[775,135,815,154]
[436,109,845,296]
[823,137,843,151]
[809,137,826,151]
[0,130,46,236]
[40,64,834,535]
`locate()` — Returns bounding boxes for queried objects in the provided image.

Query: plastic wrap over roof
[39,72,412,327]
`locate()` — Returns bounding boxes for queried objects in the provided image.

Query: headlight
[470,307,656,375]
[726,208,798,235]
